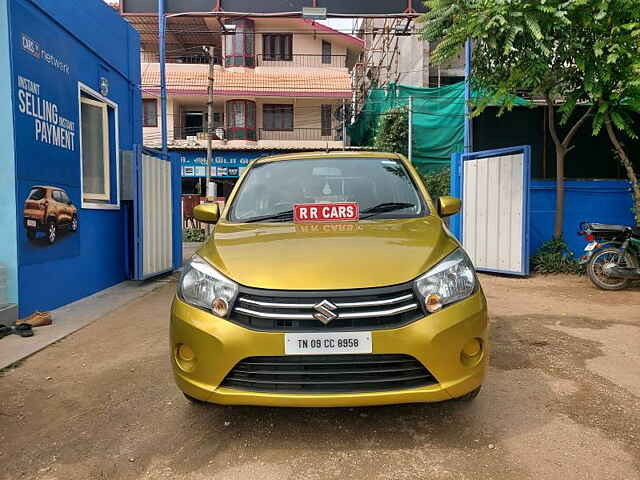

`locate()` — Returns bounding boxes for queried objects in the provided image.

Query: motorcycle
[578,222,640,290]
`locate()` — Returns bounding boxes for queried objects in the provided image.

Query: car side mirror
[194,203,220,224]
[437,196,461,217]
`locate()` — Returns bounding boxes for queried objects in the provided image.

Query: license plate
[585,242,597,251]
[27,219,36,227]
[285,331,372,355]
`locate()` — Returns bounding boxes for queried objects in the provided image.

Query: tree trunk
[605,114,640,226]
[545,101,594,239]
[546,102,566,239]
[554,147,566,238]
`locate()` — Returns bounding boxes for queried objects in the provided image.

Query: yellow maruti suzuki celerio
[171,152,488,407]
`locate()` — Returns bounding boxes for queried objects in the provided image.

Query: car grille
[220,354,437,393]
[230,283,424,331]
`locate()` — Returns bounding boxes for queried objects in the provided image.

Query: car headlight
[178,255,238,317]
[414,249,476,313]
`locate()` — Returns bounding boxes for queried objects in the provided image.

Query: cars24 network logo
[21,33,41,59]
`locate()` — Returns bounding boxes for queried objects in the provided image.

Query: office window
[81,97,110,202]
[322,40,332,64]
[263,34,292,61]
[263,104,293,131]
[321,105,332,136]
[142,99,157,127]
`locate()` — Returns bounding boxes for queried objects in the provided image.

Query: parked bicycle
[579,222,640,290]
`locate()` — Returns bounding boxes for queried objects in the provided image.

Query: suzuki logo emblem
[313,299,338,324]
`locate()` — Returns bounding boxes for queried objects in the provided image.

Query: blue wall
[0,0,18,305]
[530,179,634,256]
[9,0,141,316]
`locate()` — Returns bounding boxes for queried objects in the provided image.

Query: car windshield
[228,157,427,223]
[28,188,46,201]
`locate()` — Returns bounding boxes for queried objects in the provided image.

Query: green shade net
[349,82,466,174]
[348,82,530,174]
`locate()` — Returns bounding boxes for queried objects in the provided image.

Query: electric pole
[206,45,215,201]
[205,46,215,236]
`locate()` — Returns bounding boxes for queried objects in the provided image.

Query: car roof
[254,151,404,164]
[32,185,61,190]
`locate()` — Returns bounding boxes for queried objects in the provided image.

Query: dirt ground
[0,273,639,480]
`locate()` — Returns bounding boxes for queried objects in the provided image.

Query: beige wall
[143,95,344,145]
[254,31,347,59]
[221,19,351,66]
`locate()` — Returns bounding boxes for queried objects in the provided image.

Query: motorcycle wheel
[587,247,636,290]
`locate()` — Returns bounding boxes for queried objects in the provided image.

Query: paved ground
[0,274,639,480]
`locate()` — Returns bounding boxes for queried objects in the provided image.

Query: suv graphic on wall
[24,186,78,244]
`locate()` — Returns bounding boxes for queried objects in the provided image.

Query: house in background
[120,12,364,197]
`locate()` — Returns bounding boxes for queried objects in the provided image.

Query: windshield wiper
[243,210,294,223]
[360,202,416,219]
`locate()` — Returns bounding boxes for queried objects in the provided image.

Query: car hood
[197,218,459,290]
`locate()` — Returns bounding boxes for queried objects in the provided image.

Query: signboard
[12,6,82,266]
[179,151,263,178]
[294,202,359,222]
[121,0,426,14]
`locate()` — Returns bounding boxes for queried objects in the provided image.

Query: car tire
[71,215,78,232]
[27,228,36,240]
[183,392,208,405]
[47,220,57,244]
[454,386,481,402]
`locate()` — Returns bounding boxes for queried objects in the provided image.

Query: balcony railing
[173,126,224,140]
[171,126,344,143]
[256,54,347,68]
[258,128,342,142]
[141,51,222,65]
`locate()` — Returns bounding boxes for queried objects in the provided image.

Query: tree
[373,107,409,157]
[569,0,640,224]
[421,0,594,238]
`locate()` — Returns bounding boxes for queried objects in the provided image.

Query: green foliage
[531,238,583,275]
[420,167,451,200]
[183,228,205,243]
[420,0,640,234]
[421,0,579,116]
[373,107,408,157]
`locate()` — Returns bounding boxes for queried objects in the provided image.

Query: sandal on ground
[0,324,12,339]
[17,311,52,327]
[12,324,34,337]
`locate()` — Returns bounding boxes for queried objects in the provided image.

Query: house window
[225,19,255,67]
[226,100,256,140]
[143,99,157,127]
[263,104,293,131]
[321,104,332,137]
[322,40,332,64]
[263,34,292,61]
[81,96,110,202]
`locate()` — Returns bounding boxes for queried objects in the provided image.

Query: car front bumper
[170,290,488,407]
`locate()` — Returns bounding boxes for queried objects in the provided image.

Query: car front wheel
[47,220,57,244]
